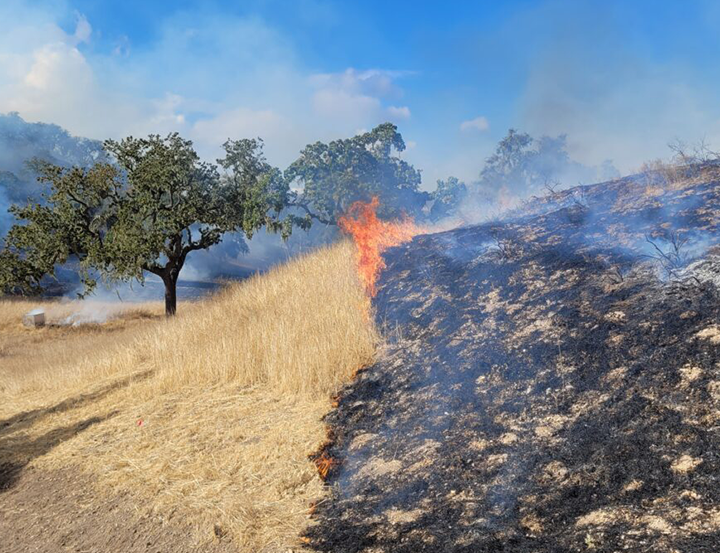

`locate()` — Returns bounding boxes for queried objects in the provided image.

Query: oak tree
[0,133,298,315]
[286,123,428,224]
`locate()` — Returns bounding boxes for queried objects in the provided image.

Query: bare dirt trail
[0,467,237,553]
[306,168,720,552]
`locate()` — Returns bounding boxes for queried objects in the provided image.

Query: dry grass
[638,158,720,194]
[0,240,377,551]
[0,298,164,392]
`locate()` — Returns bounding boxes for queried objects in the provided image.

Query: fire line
[338,197,420,296]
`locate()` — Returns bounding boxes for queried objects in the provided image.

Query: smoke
[439,130,622,228]
[54,225,321,303]
[516,1,720,174]
[0,186,11,238]
[58,302,124,326]
[181,222,338,284]
[19,298,137,327]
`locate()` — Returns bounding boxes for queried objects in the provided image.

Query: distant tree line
[0,122,616,315]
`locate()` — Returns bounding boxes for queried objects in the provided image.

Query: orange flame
[314,451,337,480]
[338,197,420,296]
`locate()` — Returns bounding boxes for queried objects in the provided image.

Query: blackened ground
[305,165,720,552]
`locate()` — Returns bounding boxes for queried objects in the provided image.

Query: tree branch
[290,199,334,225]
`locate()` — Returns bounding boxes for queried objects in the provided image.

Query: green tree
[477,129,537,200]
[286,122,428,224]
[0,133,298,316]
[476,129,615,200]
[0,248,46,295]
[429,176,467,221]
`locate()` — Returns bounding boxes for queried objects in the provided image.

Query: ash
[306,167,720,552]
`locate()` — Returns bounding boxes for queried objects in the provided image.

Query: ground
[306,165,720,552]
[0,468,236,553]
[0,242,373,553]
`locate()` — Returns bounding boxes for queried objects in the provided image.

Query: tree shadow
[0,369,152,493]
[0,369,152,440]
[0,410,117,492]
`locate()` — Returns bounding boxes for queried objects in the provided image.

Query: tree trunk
[163,275,178,317]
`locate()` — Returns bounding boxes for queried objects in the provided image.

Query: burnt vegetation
[643,231,693,280]
[305,166,720,552]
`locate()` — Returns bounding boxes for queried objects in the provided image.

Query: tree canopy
[429,176,468,222]
[286,123,429,224]
[0,133,299,315]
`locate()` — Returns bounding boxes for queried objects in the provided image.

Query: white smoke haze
[3,0,720,300]
[515,2,720,174]
[0,187,11,236]
[59,302,124,326]
[30,298,148,327]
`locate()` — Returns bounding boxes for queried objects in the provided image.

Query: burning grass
[339,197,421,296]
[0,240,378,551]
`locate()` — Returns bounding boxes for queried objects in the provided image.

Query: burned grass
[305,171,720,552]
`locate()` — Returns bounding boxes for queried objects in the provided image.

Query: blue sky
[2,0,720,186]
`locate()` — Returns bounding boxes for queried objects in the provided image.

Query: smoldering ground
[305,164,720,553]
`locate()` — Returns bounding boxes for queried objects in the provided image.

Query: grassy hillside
[0,300,165,391]
[0,240,377,551]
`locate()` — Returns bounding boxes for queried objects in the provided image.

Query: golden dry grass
[0,240,377,551]
[0,298,165,392]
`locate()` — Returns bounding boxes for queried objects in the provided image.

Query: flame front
[338,197,420,296]
[314,451,336,480]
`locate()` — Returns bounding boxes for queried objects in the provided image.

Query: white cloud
[112,35,131,57]
[24,43,91,91]
[309,68,413,130]
[73,13,92,44]
[460,116,489,132]
[310,68,410,99]
[312,87,381,122]
[0,2,418,173]
[191,106,300,165]
[387,105,411,120]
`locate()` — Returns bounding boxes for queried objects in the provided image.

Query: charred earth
[306,164,720,552]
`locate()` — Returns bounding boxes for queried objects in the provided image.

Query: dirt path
[0,467,237,553]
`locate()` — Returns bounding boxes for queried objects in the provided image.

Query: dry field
[0,299,165,391]
[0,240,377,552]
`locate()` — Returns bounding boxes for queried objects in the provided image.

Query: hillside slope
[307,164,720,552]
[0,112,105,202]
[0,241,374,552]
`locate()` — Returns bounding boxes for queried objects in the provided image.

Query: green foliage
[477,129,537,199]
[429,176,467,221]
[218,138,310,239]
[0,133,298,313]
[0,249,46,295]
[286,123,428,224]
